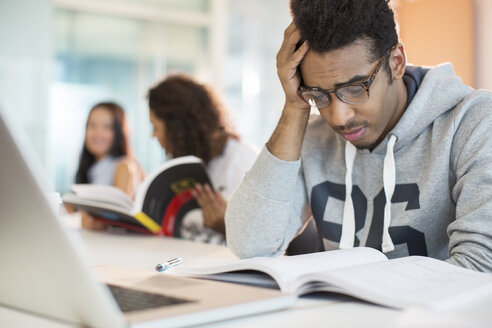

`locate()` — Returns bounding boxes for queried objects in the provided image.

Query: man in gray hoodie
[225,0,492,272]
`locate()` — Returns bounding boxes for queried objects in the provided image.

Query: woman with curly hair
[147,74,258,244]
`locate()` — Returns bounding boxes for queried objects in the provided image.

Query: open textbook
[176,247,492,312]
[62,155,211,235]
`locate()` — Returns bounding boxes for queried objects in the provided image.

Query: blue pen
[155,257,182,272]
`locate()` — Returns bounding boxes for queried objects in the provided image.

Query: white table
[2,214,492,328]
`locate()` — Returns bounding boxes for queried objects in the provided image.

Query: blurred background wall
[0,0,490,193]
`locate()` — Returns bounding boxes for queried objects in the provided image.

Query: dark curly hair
[76,102,130,184]
[291,0,398,77]
[147,74,238,164]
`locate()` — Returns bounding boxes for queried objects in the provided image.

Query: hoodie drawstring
[339,141,357,249]
[340,135,398,253]
[382,134,397,252]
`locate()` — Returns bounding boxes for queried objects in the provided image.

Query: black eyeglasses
[297,48,392,107]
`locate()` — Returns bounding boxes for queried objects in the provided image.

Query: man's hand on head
[276,21,311,111]
[266,21,313,161]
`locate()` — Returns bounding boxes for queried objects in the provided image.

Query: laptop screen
[0,111,127,327]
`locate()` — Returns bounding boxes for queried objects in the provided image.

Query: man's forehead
[300,41,375,87]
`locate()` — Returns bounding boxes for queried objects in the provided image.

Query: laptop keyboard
[107,284,192,313]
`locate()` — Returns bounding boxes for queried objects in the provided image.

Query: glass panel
[100,0,209,13]
[51,0,292,194]
[52,8,210,192]
[225,0,291,146]
[0,0,52,173]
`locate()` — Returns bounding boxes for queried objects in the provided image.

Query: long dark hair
[75,102,130,183]
[147,74,238,164]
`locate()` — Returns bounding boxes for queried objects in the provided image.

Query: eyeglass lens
[301,85,369,107]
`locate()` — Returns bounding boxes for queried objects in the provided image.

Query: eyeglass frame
[297,46,394,106]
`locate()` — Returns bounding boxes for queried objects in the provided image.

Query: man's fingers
[284,21,296,36]
[293,40,309,65]
[282,22,302,48]
[276,21,310,108]
[278,26,303,63]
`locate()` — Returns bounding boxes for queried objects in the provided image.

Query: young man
[225,0,492,272]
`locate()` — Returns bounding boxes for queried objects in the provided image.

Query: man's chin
[351,139,378,151]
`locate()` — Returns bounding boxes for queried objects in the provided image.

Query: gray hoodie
[225,63,492,272]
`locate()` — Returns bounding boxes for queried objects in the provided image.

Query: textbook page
[294,256,492,311]
[71,184,133,210]
[177,247,388,292]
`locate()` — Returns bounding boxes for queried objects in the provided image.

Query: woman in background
[76,102,144,229]
[147,74,258,244]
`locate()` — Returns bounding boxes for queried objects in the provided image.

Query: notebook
[0,110,295,328]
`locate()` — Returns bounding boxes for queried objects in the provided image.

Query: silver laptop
[0,110,295,328]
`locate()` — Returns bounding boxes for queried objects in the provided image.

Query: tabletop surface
[2,213,492,328]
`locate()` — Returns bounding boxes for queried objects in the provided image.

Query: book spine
[91,216,154,235]
[134,212,162,234]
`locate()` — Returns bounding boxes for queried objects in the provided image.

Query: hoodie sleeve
[447,91,492,272]
[225,146,312,259]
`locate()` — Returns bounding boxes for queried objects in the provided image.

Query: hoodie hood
[387,63,473,153]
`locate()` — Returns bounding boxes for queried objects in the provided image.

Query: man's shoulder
[448,90,492,153]
[454,89,492,123]
[465,89,492,106]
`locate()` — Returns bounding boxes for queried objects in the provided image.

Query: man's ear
[390,43,406,80]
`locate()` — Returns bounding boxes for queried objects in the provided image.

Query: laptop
[0,110,295,328]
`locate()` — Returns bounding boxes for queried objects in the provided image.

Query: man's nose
[329,96,355,127]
